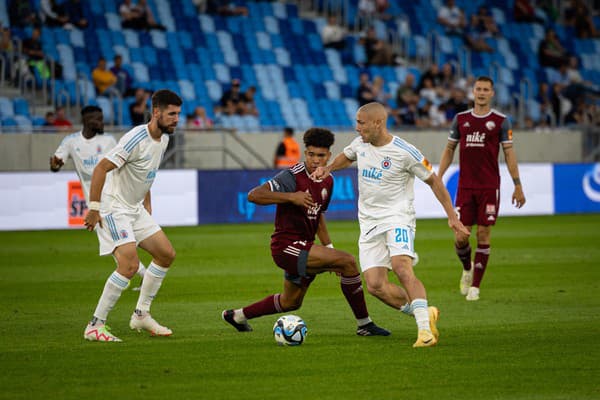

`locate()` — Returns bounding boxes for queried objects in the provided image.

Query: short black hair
[81,105,102,116]
[284,127,294,136]
[151,89,183,109]
[303,128,334,149]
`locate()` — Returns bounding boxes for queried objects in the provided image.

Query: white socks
[135,262,169,313]
[93,271,130,322]
[137,261,146,278]
[411,298,430,331]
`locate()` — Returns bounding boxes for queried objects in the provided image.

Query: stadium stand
[0,0,599,133]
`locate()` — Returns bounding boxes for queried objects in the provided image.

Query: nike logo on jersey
[466,131,486,147]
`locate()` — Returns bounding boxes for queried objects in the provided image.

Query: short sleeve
[343,136,361,161]
[448,115,460,141]
[54,135,72,161]
[268,169,296,193]
[500,117,512,143]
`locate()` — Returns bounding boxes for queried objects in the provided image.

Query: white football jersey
[53,132,117,201]
[103,124,169,211]
[343,135,433,234]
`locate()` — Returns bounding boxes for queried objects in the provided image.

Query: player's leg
[223,278,309,332]
[84,215,139,342]
[467,225,492,301]
[455,190,476,295]
[467,189,498,301]
[306,245,390,336]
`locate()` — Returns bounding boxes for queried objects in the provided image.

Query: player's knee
[340,254,359,275]
[366,280,385,298]
[280,298,302,311]
[157,247,176,267]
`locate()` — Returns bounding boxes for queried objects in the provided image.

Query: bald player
[312,102,469,348]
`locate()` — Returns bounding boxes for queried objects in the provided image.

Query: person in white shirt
[82,90,182,342]
[50,105,146,286]
[321,16,347,50]
[312,102,469,347]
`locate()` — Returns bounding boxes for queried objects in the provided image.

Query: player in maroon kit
[438,76,526,301]
[222,128,389,336]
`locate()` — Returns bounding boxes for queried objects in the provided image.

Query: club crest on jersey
[120,229,128,239]
[485,121,496,130]
[381,157,392,170]
[96,145,102,154]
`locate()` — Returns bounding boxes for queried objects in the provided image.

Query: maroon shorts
[455,188,500,226]
[271,239,316,287]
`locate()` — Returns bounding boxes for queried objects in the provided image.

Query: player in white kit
[83,90,182,342]
[313,102,469,347]
[50,106,146,287]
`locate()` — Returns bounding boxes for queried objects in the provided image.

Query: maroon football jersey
[449,109,512,189]
[268,163,333,243]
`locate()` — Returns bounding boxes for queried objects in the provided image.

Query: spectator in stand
[372,76,392,106]
[242,86,259,117]
[120,0,165,30]
[189,106,213,129]
[564,0,599,39]
[8,0,38,27]
[1,27,14,82]
[513,0,547,24]
[91,57,117,96]
[219,78,245,115]
[129,87,150,125]
[437,0,467,36]
[443,87,469,121]
[22,27,63,80]
[64,0,88,29]
[470,6,499,37]
[538,28,569,69]
[419,77,442,105]
[321,16,347,50]
[358,0,391,21]
[43,111,56,127]
[205,0,249,17]
[110,54,134,97]
[417,63,443,92]
[395,73,420,126]
[53,106,72,128]
[439,62,457,94]
[357,72,375,107]
[39,0,70,28]
[360,26,395,66]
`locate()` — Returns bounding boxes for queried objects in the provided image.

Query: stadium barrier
[1,163,599,231]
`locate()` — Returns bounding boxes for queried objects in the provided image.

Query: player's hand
[290,191,315,209]
[449,217,470,239]
[310,166,330,181]
[49,156,64,172]
[512,186,526,208]
[84,210,102,231]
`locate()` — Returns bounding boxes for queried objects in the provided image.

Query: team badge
[120,230,128,239]
[485,121,496,130]
[381,157,392,170]
[321,188,328,201]
[96,145,102,154]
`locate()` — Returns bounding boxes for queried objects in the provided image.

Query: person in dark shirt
[438,76,526,301]
[219,78,245,115]
[222,128,389,337]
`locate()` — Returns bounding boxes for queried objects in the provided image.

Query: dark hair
[284,127,294,135]
[81,105,102,116]
[151,89,183,109]
[475,75,494,87]
[303,128,334,149]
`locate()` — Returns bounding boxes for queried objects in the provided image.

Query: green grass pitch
[0,215,599,400]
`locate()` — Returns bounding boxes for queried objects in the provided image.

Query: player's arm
[424,172,470,239]
[311,153,353,180]
[438,139,457,179]
[316,213,333,247]
[247,182,315,209]
[49,155,64,172]
[143,190,152,214]
[502,143,526,208]
[84,158,117,231]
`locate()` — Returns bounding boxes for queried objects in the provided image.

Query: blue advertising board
[197,169,359,224]
[553,163,600,214]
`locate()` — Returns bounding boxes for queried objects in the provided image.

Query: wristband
[326,243,334,249]
[88,201,101,211]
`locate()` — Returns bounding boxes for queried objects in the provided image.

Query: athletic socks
[242,294,282,320]
[92,271,130,322]
[340,274,369,321]
[472,244,490,288]
[400,302,413,316]
[455,243,472,271]
[135,262,168,313]
[411,298,430,331]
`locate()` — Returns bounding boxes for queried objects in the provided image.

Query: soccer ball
[273,315,307,346]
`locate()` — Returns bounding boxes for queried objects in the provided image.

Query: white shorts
[96,207,161,256]
[358,224,417,272]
